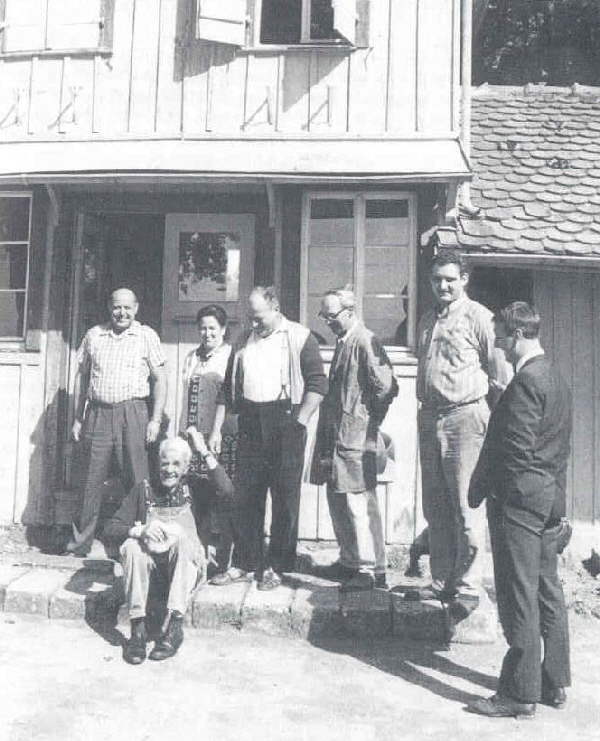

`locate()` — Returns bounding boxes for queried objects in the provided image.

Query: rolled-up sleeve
[474,308,511,401]
[300,333,328,397]
[144,327,166,369]
[75,331,91,369]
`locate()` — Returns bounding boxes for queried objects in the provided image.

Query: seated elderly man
[103,435,231,664]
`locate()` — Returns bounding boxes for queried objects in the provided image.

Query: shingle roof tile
[458,86,600,258]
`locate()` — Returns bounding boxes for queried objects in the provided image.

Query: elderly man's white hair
[324,286,356,310]
[159,436,192,464]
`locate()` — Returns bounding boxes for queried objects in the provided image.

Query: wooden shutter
[197,0,247,46]
[355,0,370,48]
[46,0,103,50]
[2,0,46,52]
[332,0,357,45]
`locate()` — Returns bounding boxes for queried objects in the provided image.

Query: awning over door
[0,137,470,184]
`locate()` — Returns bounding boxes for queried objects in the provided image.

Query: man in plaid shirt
[66,288,167,557]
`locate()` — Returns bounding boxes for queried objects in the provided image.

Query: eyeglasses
[317,307,348,323]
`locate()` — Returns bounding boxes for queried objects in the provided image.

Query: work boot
[149,612,184,661]
[123,617,147,665]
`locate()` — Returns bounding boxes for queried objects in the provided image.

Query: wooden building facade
[0,0,472,543]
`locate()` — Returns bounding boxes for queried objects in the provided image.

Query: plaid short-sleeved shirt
[77,321,165,404]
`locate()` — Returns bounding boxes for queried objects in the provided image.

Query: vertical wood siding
[0,0,460,141]
[534,269,600,527]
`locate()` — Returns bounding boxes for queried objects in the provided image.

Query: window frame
[0,0,114,57]
[252,0,356,48]
[300,190,417,350]
[0,191,32,345]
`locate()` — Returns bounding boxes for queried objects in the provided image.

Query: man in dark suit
[467,302,571,719]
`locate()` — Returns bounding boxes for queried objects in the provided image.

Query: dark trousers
[73,399,150,553]
[189,476,235,574]
[233,401,307,575]
[487,498,571,703]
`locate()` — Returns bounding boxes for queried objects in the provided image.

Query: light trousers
[326,487,386,574]
[120,536,200,620]
[418,398,489,594]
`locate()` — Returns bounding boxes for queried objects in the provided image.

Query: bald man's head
[109,288,139,333]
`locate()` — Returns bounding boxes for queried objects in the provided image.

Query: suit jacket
[311,322,398,492]
[469,355,572,527]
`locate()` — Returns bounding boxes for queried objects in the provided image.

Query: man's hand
[186,426,209,457]
[208,431,222,456]
[71,419,83,443]
[146,420,161,444]
[141,519,169,544]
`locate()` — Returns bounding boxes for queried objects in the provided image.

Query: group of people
[64,251,572,720]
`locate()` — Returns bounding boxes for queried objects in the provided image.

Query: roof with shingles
[459,85,600,257]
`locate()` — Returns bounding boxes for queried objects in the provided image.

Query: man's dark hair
[494,301,541,339]
[429,249,469,275]
[196,304,228,328]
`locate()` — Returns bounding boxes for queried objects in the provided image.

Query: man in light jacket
[312,288,398,590]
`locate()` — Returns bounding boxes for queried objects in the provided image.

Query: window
[0,194,31,340]
[195,0,368,48]
[260,0,356,45]
[301,192,416,347]
[0,0,113,54]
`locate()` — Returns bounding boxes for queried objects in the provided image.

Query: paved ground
[1,613,599,741]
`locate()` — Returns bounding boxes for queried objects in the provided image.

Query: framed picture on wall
[178,230,241,302]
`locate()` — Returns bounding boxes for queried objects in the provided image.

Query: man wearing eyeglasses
[312,288,398,591]
[211,286,327,590]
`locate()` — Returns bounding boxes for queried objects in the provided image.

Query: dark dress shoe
[447,593,480,621]
[123,618,147,665]
[257,568,282,591]
[541,687,567,709]
[404,585,443,602]
[339,572,375,593]
[149,613,184,661]
[65,541,89,558]
[467,694,536,719]
[320,562,357,582]
[404,562,423,578]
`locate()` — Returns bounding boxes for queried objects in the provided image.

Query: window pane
[311,199,353,219]
[4,0,46,51]
[365,199,409,245]
[308,246,353,294]
[310,0,334,39]
[0,245,28,289]
[260,0,302,43]
[0,197,31,242]
[364,246,409,295]
[0,292,26,338]
[306,294,337,345]
[309,198,354,244]
[363,296,408,347]
[365,199,409,219]
[47,0,102,49]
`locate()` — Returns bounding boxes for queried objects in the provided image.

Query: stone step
[0,563,500,645]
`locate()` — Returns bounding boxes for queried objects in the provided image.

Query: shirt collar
[252,314,288,340]
[435,294,468,319]
[154,482,188,506]
[337,320,361,344]
[516,348,545,373]
[99,320,142,337]
[196,341,228,360]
